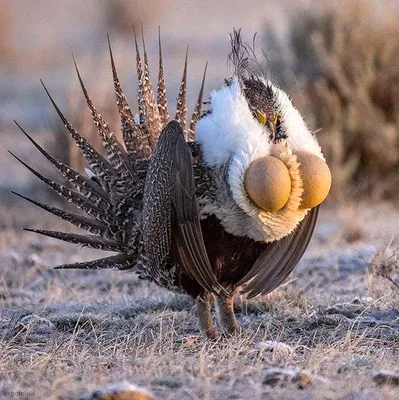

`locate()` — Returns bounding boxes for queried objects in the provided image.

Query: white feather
[84,168,95,179]
[264,79,324,160]
[195,76,324,241]
[134,113,140,125]
[196,77,270,167]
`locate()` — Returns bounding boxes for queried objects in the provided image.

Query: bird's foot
[216,294,241,336]
[196,291,217,340]
[204,326,217,340]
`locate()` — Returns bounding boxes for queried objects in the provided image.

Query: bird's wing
[238,206,319,299]
[143,120,227,296]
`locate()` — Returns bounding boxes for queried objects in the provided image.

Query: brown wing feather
[143,120,226,296]
[239,206,319,299]
[173,134,228,296]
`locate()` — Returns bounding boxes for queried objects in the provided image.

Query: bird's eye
[256,110,267,125]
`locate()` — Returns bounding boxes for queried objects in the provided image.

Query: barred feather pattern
[54,254,136,270]
[24,228,122,252]
[15,122,111,211]
[175,48,188,137]
[74,59,136,186]
[41,81,114,192]
[157,27,169,127]
[12,192,108,237]
[189,63,207,140]
[108,35,152,158]
[10,152,113,225]
[141,30,162,142]
[134,29,161,148]
[13,31,208,273]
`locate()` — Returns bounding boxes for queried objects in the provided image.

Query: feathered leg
[196,291,216,339]
[216,294,240,335]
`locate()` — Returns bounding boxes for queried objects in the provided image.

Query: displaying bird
[11,29,331,339]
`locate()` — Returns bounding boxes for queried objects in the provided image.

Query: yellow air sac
[295,151,331,209]
[244,156,291,212]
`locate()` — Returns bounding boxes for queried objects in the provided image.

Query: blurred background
[1,0,399,225]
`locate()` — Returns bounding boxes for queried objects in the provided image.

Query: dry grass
[266,0,399,201]
[1,203,399,399]
[371,246,399,300]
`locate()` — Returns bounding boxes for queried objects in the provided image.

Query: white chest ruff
[196,77,324,242]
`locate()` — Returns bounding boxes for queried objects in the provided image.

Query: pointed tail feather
[53,253,135,270]
[9,151,112,224]
[140,27,162,144]
[133,26,146,129]
[107,35,152,158]
[41,80,114,192]
[14,122,111,212]
[13,192,108,237]
[175,47,188,137]
[189,62,207,140]
[73,58,136,183]
[157,27,169,127]
[24,228,121,252]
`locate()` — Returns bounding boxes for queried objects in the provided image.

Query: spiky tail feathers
[11,31,208,271]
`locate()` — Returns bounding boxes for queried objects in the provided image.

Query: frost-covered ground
[0,201,399,399]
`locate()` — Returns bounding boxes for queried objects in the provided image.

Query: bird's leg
[196,291,216,339]
[216,294,240,335]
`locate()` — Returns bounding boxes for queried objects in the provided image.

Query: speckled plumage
[13,30,321,338]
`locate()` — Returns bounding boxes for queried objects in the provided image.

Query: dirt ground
[0,200,398,400]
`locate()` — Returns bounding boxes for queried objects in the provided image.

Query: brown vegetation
[103,0,165,34]
[282,1,399,201]
[372,246,399,294]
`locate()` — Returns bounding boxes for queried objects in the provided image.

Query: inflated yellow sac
[244,156,291,212]
[295,151,331,209]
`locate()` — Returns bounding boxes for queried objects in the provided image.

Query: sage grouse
[12,30,331,339]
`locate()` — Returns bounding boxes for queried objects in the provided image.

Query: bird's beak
[267,120,277,142]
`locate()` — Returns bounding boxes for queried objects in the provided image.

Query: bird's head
[195,31,331,242]
[223,75,286,144]
[241,78,286,143]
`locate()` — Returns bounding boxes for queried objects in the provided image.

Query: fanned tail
[12,29,208,272]
[133,27,162,148]
[141,27,162,143]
